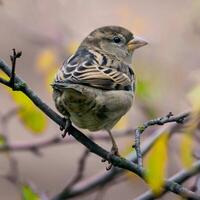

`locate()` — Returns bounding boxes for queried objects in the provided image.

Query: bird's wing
[53,48,132,90]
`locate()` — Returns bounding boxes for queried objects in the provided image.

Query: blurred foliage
[35,41,79,93]
[188,85,200,112]
[36,49,58,92]
[0,135,6,145]
[180,133,193,168]
[11,92,47,133]
[180,85,200,168]
[144,132,169,194]
[0,71,47,133]
[136,78,158,118]
[136,79,153,101]
[36,49,57,73]
[65,41,79,55]
[21,184,40,200]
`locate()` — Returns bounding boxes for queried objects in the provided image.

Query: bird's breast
[54,84,134,131]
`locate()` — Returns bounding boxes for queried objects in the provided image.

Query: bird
[52,26,147,166]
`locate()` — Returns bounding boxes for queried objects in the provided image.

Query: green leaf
[145,132,169,194]
[21,184,40,200]
[11,92,47,134]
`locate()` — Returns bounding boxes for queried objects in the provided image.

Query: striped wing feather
[54,49,132,90]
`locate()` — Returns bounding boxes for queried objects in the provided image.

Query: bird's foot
[60,117,71,138]
[102,146,120,170]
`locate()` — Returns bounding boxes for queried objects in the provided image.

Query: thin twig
[9,49,22,90]
[0,129,133,153]
[1,107,20,123]
[0,108,20,187]
[164,181,200,200]
[59,149,90,197]
[94,184,108,200]
[134,112,189,169]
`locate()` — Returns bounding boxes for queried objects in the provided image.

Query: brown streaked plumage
[52,26,147,164]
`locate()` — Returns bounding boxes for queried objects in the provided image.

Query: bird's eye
[113,36,121,43]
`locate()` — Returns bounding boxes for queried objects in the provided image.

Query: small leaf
[145,132,169,194]
[21,184,40,200]
[11,92,47,133]
[0,71,10,81]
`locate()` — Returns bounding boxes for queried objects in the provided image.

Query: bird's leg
[108,130,120,156]
[102,130,120,170]
[60,117,71,138]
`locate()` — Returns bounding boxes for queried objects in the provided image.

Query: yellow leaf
[36,49,57,73]
[180,85,200,168]
[0,70,47,133]
[180,113,196,168]
[0,71,9,81]
[180,133,193,168]
[145,132,169,194]
[11,92,47,133]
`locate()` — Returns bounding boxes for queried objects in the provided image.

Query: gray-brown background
[0,0,200,199]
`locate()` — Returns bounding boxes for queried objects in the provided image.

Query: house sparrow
[52,26,147,161]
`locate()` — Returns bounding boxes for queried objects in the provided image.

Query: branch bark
[134,112,189,169]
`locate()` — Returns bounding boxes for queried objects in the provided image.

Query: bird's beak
[127,36,148,51]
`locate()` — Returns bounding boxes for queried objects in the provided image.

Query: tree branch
[0,52,196,200]
[0,57,143,177]
[55,149,90,200]
[164,181,200,200]
[134,112,189,169]
[51,124,175,199]
[136,160,200,200]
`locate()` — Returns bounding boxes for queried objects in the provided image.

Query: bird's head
[80,26,148,61]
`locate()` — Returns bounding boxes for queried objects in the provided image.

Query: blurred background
[0,0,200,199]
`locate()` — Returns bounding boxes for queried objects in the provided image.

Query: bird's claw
[102,146,120,170]
[61,118,71,138]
